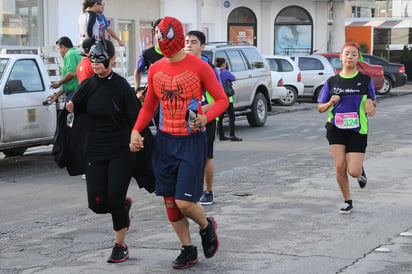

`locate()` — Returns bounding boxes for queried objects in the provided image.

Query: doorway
[227,7,257,46]
[118,20,135,77]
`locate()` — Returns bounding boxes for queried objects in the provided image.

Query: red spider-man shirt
[133,53,228,135]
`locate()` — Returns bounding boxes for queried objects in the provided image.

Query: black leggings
[218,101,236,138]
[86,151,135,231]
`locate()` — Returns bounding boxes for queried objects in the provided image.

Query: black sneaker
[230,136,242,141]
[125,197,132,230]
[199,217,219,258]
[199,191,214,205]
[219,136,229,141]
[107,243,129,263]
[339,202,353,214]
[357,167,367,188]
[172,245,198,269]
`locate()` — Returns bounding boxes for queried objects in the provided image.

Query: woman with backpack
[215,57,242,141]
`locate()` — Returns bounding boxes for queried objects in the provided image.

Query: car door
[216,49,249,108]
[241,47,271,103]
[1,58,56,143]
[296,56,327,96]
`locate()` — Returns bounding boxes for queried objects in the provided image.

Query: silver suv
[202,43,275,127]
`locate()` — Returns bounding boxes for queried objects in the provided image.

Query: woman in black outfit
[66,40,138,263]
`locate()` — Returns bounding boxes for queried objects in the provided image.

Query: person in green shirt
[47,36,83,103]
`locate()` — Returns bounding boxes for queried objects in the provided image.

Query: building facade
[160,0,345,55]
[344,0,412,62]
[1,0,346,74]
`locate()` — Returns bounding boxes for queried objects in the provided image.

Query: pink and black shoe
[107,243,129,263]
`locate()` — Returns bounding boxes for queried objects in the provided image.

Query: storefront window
[119,20,134,77]
[1,0,43,47]
[139,20,154,51]
[274,6,313,55]
[228,7,256,24]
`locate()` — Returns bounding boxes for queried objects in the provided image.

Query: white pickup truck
[0,47,128,157]
[0,54,57,156]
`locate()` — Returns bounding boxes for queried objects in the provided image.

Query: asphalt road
[0,86,412,273]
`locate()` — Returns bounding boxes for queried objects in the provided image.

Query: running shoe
[219,136,229,141]
[125,197,132,230]
[107,243,129,263]
[199,191,214,205]
[357,166,367,188]
[199,216,219,258]
[172,245,198,269]
[339,202,353,214]
[81,174,86,180]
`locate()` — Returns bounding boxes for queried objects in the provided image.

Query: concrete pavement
[9,135,411,274]
[1,86,412,274]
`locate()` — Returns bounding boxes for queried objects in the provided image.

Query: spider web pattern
[157,17,185,57]
[153,70,202,135]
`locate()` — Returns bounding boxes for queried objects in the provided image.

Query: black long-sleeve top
[71,72,139,160]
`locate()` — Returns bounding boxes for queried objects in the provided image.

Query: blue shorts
[153,130,207,202]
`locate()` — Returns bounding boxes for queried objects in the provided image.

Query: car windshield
[0,58,8,79]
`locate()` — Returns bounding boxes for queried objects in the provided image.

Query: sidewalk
[339,145,412,273]
[342,227,412,273]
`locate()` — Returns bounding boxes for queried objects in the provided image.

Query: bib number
[335,112,359,129]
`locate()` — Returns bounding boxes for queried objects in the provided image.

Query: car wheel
[312,86,323,102]
[247,92,267,127]
[376,76,392,95]
[276,86,297,106]
[2,147,27,157]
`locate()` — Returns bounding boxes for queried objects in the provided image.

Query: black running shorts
[205,120,216,159]
[325,122,367,153]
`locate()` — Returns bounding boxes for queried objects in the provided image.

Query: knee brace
[88,193,109,214]
[164,197,184,222]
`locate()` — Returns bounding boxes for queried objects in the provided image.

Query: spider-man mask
[157,16,184,57]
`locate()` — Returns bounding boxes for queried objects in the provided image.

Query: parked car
[202,42,283,127]
[317,53,385,93]
[264,55,304,106]
[361,54,407,94]
[289,54,335,101]
[269,70,287,105]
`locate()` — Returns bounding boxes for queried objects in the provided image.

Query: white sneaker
[339,202,353,214]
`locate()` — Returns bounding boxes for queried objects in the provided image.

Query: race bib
[335,112,359,129]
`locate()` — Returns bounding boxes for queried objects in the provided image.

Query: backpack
[79,11,99,41]
[220,70,235,97]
